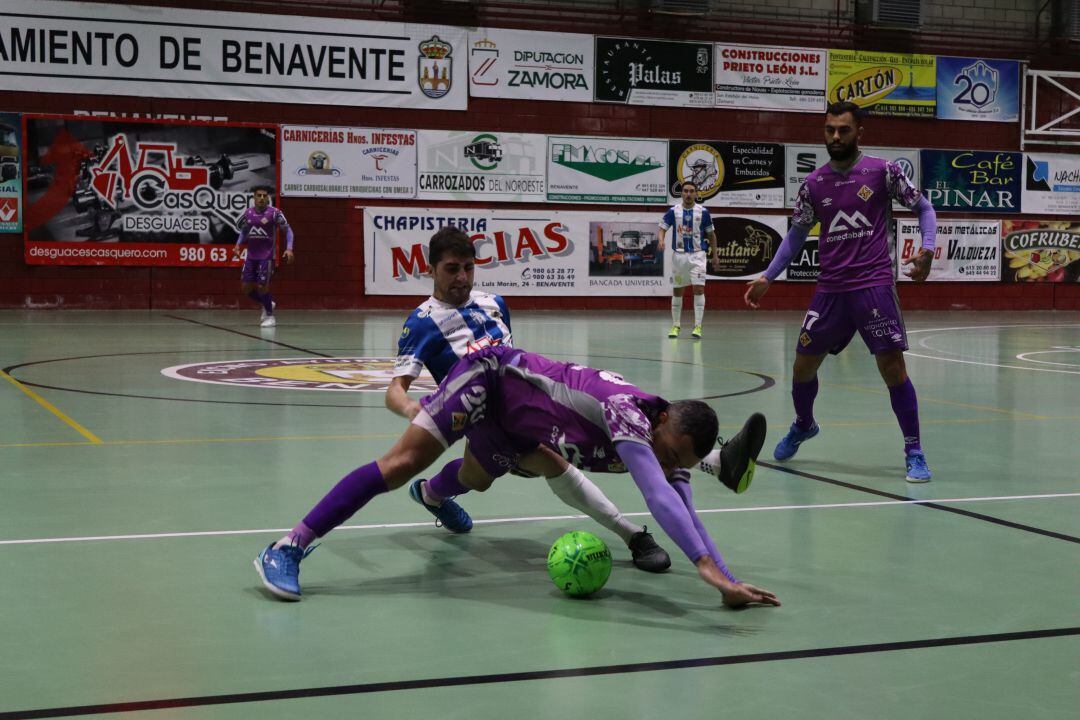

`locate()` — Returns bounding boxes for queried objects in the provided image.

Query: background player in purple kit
[233,185,294,328]
[254,346,778,609]
[743,101,936,482]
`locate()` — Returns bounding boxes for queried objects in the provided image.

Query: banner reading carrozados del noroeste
[25,116,276,266]
[363,207,671,296]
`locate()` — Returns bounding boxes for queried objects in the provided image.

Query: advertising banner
[595,37,713,107]
[0,112,21,232]
[706,214,787,280]
[784,144,920,210]
[363,207,671,296]
[547,136,667,204]
[1001,219,1080,283]
[935,57,1020,122]
[827,50,936,118]
[0,0,468,110]
[921,149,1021,213]
[896,220,1000,281]
[714,44,826,112]
[468,28,593,102]
[785,236,819,282]
[418,131,546,202]
[24,117,275,266]
[668,141,784,208]
[1022,153,1080,215]
[280,126,416,198]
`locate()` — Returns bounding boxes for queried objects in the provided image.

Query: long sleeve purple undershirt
[616,441,737,582]
[233,224,295,251]
[762,196,938,282]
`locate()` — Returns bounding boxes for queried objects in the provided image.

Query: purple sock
[792,377,819,430]
[301,461,389,538]
[889,378,922,453]
[424,458,468,502]
[261,292,274,315]
[246,289,262,306]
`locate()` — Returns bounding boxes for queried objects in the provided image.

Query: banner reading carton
[827,50,936,118]
[714,43,826,112]
[468,28,593,102]
[281,126,416,198]
[896,220,1000,281]
[24,116,275,266]
[0,0,467,110]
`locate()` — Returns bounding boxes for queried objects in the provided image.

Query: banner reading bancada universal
[25,116,276,266]
[0,0,467,110]
[363,207,671,296]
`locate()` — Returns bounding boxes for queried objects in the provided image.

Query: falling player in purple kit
[233,185,294,328]
[254,346,779,608]
[743,101,936,482]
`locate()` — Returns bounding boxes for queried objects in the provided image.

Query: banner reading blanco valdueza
[896,220,1001,282]
[0,0,468,109]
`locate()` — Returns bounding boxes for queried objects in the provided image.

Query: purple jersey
[792,155,921,292]
[238,206,290,261]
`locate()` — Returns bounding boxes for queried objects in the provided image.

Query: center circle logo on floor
[161,357,438,392]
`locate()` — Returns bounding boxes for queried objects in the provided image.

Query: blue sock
[261,292,274,315]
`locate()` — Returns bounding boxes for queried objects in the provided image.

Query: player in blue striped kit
[385,226,671,572]
[658,180,718,339]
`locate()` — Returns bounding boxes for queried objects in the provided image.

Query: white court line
[2,492,1077,547]
[907,324,1080,375]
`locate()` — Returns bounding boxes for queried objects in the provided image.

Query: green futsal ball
[547,531,612,597]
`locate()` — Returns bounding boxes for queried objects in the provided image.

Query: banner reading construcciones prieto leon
[363,207,671,296]
[0,0,467,109]
[547,136,667,204]
[828,50,936,118]
[714,44,826,112]
[280,126,416,198]
[896,220,1001,282]
[418,131,546,202]
[468,28,593,102]
[25,116,276,266]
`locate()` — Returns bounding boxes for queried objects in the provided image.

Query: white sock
[546,466,641,545]
[671,296,683,325]
[694,294,705,326]
[700,449,721,475]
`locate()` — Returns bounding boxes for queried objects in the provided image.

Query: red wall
[2,10,1078,311]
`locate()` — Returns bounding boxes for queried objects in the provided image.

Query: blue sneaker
[773,422,819,461]
[254,543,317,601]
[905,450,932,483]
[409,479,473,533]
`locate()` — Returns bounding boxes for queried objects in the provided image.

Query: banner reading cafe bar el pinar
[24,117,276,266]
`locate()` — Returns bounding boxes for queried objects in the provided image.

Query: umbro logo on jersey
[822,198,833,207]
[827,210,872,234]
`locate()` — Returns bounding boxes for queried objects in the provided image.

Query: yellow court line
[821,381,1049,420]
[0,370,103,444]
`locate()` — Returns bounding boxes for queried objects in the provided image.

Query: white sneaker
[260,301,276,321]
[260,316,276,328]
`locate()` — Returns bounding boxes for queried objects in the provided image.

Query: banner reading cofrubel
[363,207,671,296]
[24,116,276,266]
[0,0,467,110]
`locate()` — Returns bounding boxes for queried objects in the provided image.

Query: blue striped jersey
[659,203,713,252]
[394,291,513,383]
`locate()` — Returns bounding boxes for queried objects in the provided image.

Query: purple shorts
[413,347,536,478]
[796,285,908,356]
[241,258,274,285]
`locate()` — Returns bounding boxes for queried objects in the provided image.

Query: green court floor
[0,309,1077,719]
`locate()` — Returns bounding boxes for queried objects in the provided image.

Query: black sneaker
[628,527,671,573]
[716,412,767,494]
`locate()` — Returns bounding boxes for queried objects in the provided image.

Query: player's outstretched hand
[744,276,771,308]
[721,582,781,608]
[902,249,933,282]
[283,250,295,265]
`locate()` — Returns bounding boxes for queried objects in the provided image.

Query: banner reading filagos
[896,220,1000,282]
[280,126,416,198]
[0,0,467,110]
[25,116,275,266]
[362,207,670,296]
[0,112,21,232]
[1001,220,1080,283]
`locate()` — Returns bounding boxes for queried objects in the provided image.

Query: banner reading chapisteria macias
[714,44,826,112]
[363,207,671,296]
[0,0,467,110]
[25,116,275,266]
[0,112,21,232]
[281,126,416,198]
[896,220,1000,282]
[828,50,936,118]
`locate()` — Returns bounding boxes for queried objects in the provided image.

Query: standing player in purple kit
[743,101,936,482]
[233,185,294,328]
[658,179,718,339]
[254,346,778,608]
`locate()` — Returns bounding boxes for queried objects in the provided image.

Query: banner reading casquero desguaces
[24,116,276,266]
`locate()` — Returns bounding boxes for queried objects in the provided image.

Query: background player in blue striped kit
[658,180,718,339]
[385,226,671,572]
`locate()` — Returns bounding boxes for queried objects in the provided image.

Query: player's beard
[826,141,857,162]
